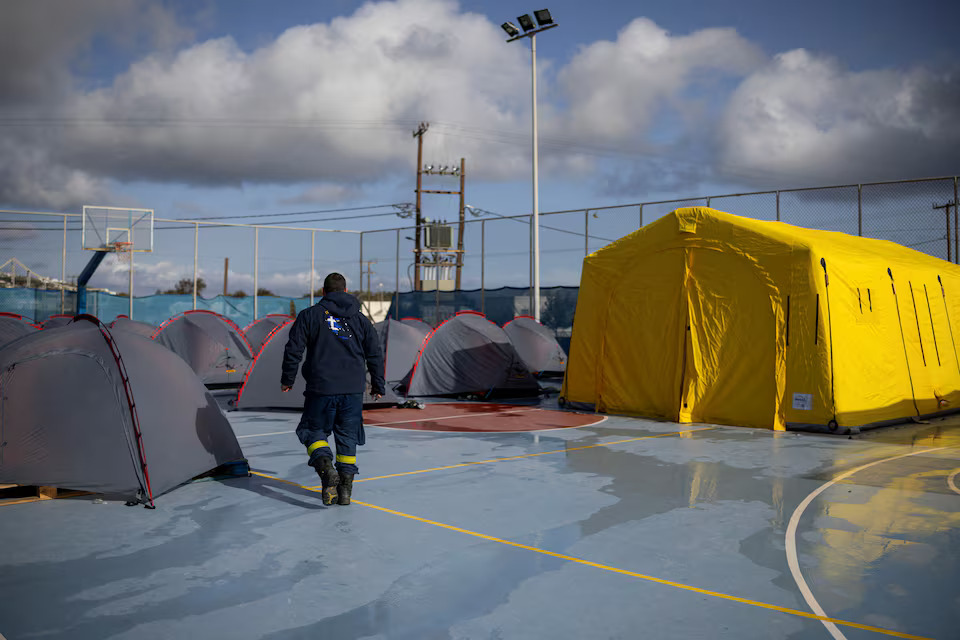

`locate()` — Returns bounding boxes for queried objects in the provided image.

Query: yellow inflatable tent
[561,207,960,431]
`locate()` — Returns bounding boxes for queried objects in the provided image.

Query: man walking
[281,272,385,506]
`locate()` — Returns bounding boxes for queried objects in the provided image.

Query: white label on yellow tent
[792,393,813,410]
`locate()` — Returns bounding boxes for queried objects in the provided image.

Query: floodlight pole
[506,20,556,322]
[531,32,540,321]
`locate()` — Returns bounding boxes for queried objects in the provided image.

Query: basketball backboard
[82,206,154,253]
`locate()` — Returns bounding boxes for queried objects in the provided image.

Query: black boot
[337,472,354,505]
[314,456,339,506]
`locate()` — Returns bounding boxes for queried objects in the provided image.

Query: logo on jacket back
[324,310,354,341]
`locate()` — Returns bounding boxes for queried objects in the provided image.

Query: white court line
[237,430,294,439]
[786,446,950,640]
[948,469,960,495]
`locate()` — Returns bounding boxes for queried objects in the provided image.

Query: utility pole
[419,157,466,290]
[935,202,955,263]
[223,257,229,295]
[456,157,466,289]
[362,259,377,296]
[413,122,429,291]
[360,259,378,321]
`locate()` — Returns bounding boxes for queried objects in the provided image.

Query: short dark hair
[323,272,347,293]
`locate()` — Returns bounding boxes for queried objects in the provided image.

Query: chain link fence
[1,176,956,327]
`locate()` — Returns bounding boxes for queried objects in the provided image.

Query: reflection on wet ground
[0,405,957,639]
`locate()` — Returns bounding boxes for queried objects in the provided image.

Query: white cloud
[43,0,530,187]
[557,18,764,142]
[0,2,957,211]
[718,49,960,185]
[281,184,364,205]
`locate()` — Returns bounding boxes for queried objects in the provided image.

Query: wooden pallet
[0,483,78,505]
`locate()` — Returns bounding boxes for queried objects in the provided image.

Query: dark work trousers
[296,393,365,475]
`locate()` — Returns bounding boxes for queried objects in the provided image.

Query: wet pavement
[0,406,957,639]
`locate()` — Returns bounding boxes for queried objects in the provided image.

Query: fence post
[639,204,643,228]
[193,222,199,310]
[254,227,259,320]
[310,230,315,306]
[61,215,67,314]
[128,247,134,319]
[857,184,862,236]
[585,210,589,257]
[394,229,400,319]
[359,232,364,297]
[481,219,485,315]
[776,191,780,222]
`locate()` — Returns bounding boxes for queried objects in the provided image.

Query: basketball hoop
[112,241,134,264]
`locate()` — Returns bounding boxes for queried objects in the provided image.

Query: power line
[173,203,411,221]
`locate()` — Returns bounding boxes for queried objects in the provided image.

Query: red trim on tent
[400,317,426,323]
[242,314,293,334]
[236,318,294,404]
[0,312,40,329]
[405,311,498,394]
[74,314,155,508]
[151,309,256,356]
[502,314,536,328]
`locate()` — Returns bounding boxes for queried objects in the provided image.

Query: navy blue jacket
[281,291,385,396]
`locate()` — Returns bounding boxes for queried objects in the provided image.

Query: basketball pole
[76,250,109,315]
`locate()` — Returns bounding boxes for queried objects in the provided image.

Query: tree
[540,288,578,330]
[256,287,274,297]
[230,290,247,298]
[161,277,206,295]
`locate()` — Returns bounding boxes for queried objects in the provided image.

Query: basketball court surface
[0,401,958,639]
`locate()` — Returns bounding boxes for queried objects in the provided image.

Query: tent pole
[888,267,921,417]
[938,275,960,376]
[820,258,838,428]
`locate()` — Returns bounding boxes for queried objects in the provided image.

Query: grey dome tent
[401,317,432,333]
[383,318,431,387]
[0,316,247,507]
[152,310,254,386]
[503,316,567,376]
[243,314,293,354]
[402,311,540,398]
[235,319,396,410]
[41,314,73,329]
[0,313,39,349]
[109,316,156,338]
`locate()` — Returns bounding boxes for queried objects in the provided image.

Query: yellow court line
[247,471,929,640]
[344,426,718,484]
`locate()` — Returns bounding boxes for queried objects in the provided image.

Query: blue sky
[0,0,957,297]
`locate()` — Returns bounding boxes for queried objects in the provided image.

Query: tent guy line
[247,470,931,640]
[785,445,953,640]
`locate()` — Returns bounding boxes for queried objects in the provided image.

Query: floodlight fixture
[501,22,520,37]
[425,164,433,171]
[517,14,535,31]
[533,9,553,26]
